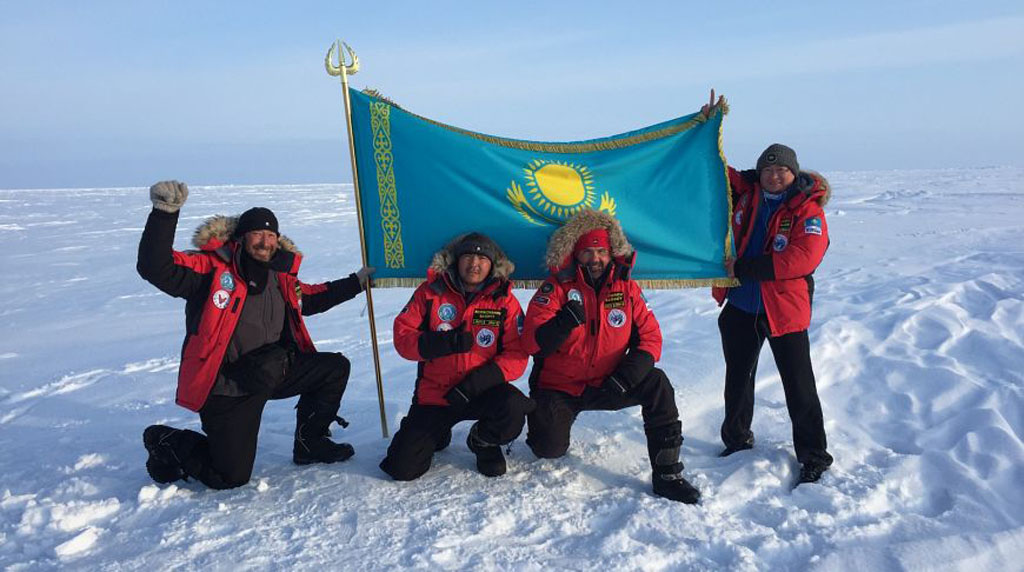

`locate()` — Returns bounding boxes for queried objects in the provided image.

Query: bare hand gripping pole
[326,40,388,438]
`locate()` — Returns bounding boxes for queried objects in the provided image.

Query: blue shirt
[728,189,785,314]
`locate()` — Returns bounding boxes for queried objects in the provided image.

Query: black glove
[601,350,655,396]
[223,343,293,396]
[418,325,474,360]
[553,299,586,330]
[533,299,587,357]
[444,362,504,409]
[601,373,630,396]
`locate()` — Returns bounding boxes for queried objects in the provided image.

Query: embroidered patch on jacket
[437,303,457,322]
[475,328,496,348]
[607,308,627,328]
[567,289,583,303]
[212,289,230,310]
[531,295,550,306]
[604,291,626,309]
[779,217,792,233]
[220,272,235,292]
[540,282,554,294]
[773,234,789,252]
[436,322,453,332]
[804,217,822,235]
[472,309,503,327]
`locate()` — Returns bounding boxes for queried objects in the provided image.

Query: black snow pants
[189,351,350,489]
[379,383,534,481]
[526,367,682,465]
[718,302,832,466]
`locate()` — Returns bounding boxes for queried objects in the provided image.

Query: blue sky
[2,1,1022,188]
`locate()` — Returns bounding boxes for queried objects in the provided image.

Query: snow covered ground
[1,169,1022,570]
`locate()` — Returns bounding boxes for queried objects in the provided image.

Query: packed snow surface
[1,169,1022,570]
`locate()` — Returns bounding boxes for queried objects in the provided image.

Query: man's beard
[246,244,277,262]
[239,248,272,293]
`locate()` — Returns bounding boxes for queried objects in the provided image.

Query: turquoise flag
[348,88,734,288]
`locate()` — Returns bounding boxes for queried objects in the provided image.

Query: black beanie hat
[453,232,499,263]
[234,207,279,237]
[756,143,800,175]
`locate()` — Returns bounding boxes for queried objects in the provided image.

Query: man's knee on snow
[379,456,430,481]
[526,434,569,459]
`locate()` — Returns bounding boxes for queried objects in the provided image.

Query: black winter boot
[466,423,506,477]
[797,462,829,485]
[142,425,206,484]
[647,423,701,505]
[293,407,354,465]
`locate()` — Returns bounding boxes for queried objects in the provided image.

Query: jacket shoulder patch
[804,217,823,235]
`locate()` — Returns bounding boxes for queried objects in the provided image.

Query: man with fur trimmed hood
[712,139,835,485]
[381,233,532,480]
[521,209,701,504]
[136,180,373,489]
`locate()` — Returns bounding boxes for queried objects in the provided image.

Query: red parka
[137,210,362,412]
[393,241,528,407]
[712,168,832,336]
[522,210,662,396]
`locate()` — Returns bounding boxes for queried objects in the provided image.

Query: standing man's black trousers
[191,351,350,489]
[718,302,832,466]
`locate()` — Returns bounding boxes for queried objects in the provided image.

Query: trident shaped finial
[326,41,359,77]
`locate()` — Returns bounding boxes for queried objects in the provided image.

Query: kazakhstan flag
[349,88,733,288]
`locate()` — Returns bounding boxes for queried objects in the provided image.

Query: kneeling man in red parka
[522,209,701,504]
[381,233,532,480]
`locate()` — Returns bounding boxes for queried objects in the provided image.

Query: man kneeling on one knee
[137,181,373,489]
[521,209,701,504]
[380,233,533,480]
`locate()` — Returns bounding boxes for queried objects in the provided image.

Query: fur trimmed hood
[428,233,515,281]
[545,209,633,272]
[191,214,300,255]
[797,171,831,207]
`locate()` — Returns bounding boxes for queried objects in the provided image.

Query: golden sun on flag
[507,159,615,226]
[525,160,595,217]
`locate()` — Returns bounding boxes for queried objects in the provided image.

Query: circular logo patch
[772,234,789,252]
[212,289,230,310]
[219,272,235,291]
[476,328,495,348]
[437,303,457,322]
[567,289,583,303]
[607,308,627,328]
[436,322,453,332]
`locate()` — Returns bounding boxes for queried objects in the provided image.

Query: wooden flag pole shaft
[326,41,389,438]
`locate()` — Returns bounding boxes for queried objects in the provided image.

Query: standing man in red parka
[137,181,373,489]
[522,209,701,504]
[706,93,834,485]
[381,233,532,480]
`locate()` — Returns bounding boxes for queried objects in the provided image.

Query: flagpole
[326,40,389,438]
